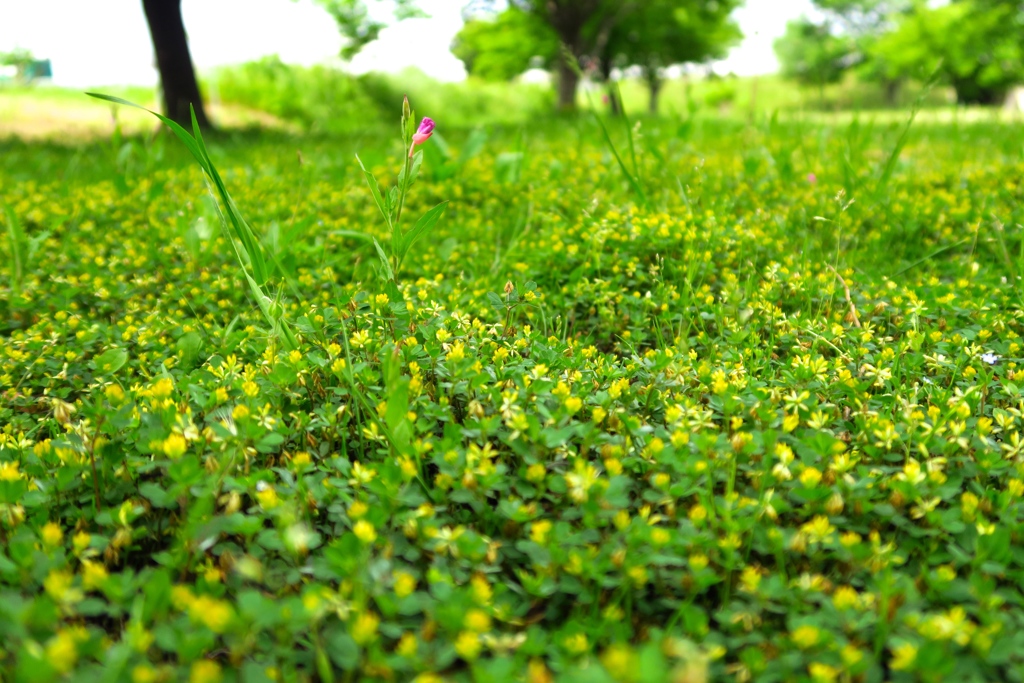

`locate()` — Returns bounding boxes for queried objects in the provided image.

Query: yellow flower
[800,515,835,543]
[841,644,864,666]
[105,384,126,403]
[72,531,91,554]
[799,467,822,488]
[149,377,174,399]
[455,631,482,660]
[0,461,23,481]
[689,504,708,523]
[601,644,636,680]
[394,571,416,598]
[256,486,279,510]
[809,662,839,682]
[740,566,762,592]
[562,632,588,655]
[628,565,648,586]
[82,560,109,590]
[397,633,418,657]
[464,609,492,632]
[162,433,187,459]
[689,553,709,571]
[44,569,82,604]
[353,520,377,544]
[351,611,380,645]
[890,642,917,671]
[446,341,466,362]
[526,463,546,483]
[196,596,233,633]
[41,522,63,548]
[470,574,493,604]
[791,625,820,649]
[190,660,223,683]
[530,519,552,544]
[832,585,860,610]
[45,630,79,674]
[132,664,157,683]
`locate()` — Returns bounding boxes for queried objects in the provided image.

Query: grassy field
[2,94,1024,683]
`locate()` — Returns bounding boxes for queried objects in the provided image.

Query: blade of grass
[87,93,270,285]
[87,93,290,348]
[398,201,448,264]
[875,67,941,198]
[4,205,24,299]
[355,154,393,232]
[586,91,648,208]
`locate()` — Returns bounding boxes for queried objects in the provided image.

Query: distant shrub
[207,59,555,132]
[206,56,380,133]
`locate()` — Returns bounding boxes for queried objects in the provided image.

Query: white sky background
[0,0,815,88]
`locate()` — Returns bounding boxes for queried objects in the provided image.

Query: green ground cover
[1,106,1024,682]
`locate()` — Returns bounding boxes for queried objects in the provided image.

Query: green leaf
[93,348,129,376]
[86,94,271,286]
[487,292,505,310]
[4,204,24,297]
[372,237,394,281]
[325,627,360,670]
[398,201,448,263]
[587,87,648,208]
[176,332,203,368]
[355,154,393,232]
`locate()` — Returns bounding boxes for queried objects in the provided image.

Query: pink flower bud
[409,117,435,157]
[807,172,817,184]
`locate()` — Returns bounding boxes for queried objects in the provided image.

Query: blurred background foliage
[3,0,1024,139]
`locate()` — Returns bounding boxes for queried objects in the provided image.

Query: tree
[466,0,633,111]
[608,0,741,114]
[461,0,743,112]
[773,1,911,104]
[315,0,426,59]
[452,6,558,81]
[774,17,855,99]
[0,48,36,80]
[141,0,421,128]
[870,0,1024,104]
[141,0,211,129]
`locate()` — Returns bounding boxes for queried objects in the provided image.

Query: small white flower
[981,353,1000,365]
[256,480,269,492]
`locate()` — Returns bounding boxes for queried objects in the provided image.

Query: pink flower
[409,117,435,157]
[807,172,817,184]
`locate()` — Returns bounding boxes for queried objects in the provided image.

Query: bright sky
[0,0,815,88]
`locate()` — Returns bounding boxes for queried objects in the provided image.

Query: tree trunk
[647,71,661,115]
[142,0,211,129]
[600,55,621,116]
[556,55,580,112]
[883,78,900,107]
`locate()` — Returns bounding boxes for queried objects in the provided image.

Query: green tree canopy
[869,0,1023,104]
[460,0,743,111]
[452,6,558,81]
[313,0,427,60]
[774,17,855,89]
[608,0,742,113]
